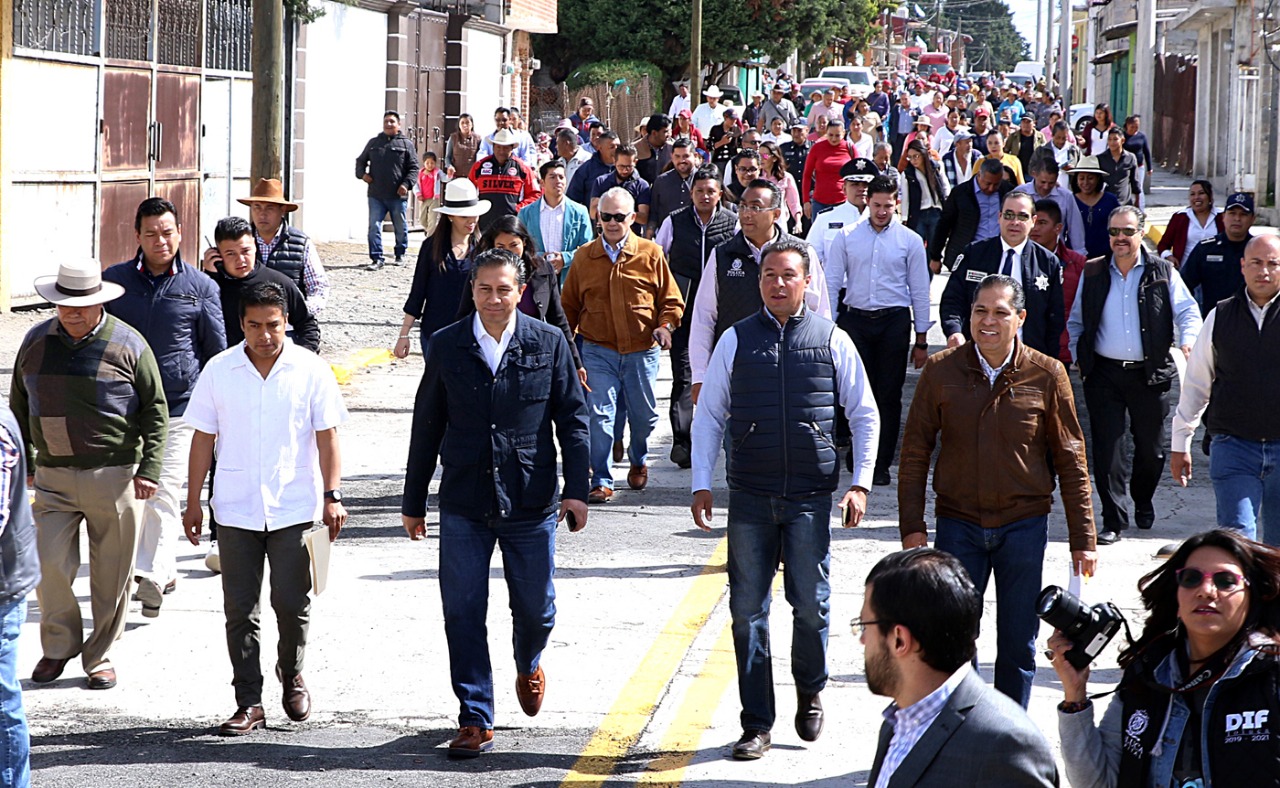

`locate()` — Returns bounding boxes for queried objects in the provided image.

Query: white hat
[490,128,521,146]
[435,179,492,217]
[702,85,723,98]
[1070,156,1108,176]
[34,261,125,307]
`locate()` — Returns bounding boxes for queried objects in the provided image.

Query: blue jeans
[935,514,1047,709]
[367,196,408,261]
[726,490,832,732]
[581,341,660,490]
[1209,434,1280,545]
[0,599,29,788]
[438,509,557,729]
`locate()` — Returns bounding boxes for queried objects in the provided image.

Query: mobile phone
[841,504,853,527]
[204,236,224,272]
[565,510,578,530]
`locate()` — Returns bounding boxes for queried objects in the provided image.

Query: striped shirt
[875,664,970,788]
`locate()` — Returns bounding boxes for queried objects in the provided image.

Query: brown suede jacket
[561,233,684,354]
[898,341,1097,551]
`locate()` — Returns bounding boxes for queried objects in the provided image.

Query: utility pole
[690,0,702,91]
[1058,0,1071,103]
[251,0,285,182]
[1035,0,1043,61]
[1132,0,1156,129]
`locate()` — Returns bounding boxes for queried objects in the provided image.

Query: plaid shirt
[875,664,970,788]
[257,227,329,313]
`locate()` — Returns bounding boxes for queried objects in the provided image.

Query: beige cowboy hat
[490,128,521,146]
[1071,156,1108,176]
[237,178,299,211]
[435,179,491,218]
[702,85,723,98]
[34,261,125,307]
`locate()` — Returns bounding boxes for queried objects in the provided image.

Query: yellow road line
[559,537,729,787]
[330,347,394,385]
[635,621,736,786]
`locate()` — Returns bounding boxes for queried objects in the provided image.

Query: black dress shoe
[670,443,692,469]
[1136,510,1156,530]
[219,706,266,736]
[872,470,892,487]
[795,691,824,742]
[1097,529,1122,545]
[732,729,771,760]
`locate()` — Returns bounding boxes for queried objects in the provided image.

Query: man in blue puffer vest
[690,239,880,761]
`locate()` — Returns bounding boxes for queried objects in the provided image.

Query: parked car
[818,67,875,99]
[797,77,850,99]
[1070,103,1093,134]
[718,85,743,107]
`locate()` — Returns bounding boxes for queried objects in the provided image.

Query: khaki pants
[418,197,441,236]
[33,465,142,673]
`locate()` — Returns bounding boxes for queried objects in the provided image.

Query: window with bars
[105,0,152,61]
[13,0,96,55]
[159,0,202,66]
[206,0,252,73]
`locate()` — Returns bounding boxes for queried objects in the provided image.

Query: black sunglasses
[1108,227,1140,237]
[1175,567,1248,592]
[599,212,629,224]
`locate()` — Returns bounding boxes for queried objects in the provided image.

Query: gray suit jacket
[867,671,1059,787]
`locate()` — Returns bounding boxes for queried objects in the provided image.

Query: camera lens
[1036,585,1091,637]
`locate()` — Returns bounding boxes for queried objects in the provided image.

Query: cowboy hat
[702,85,723,98]
[490,128,521,146]
[34,261,125,307]
[1070,156,1108,176]
[435,179,491,218]
[237,178,299,212]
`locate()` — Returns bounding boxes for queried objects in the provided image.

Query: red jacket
[469,155,541,226]
[1057,241,1087,363]
[1157,209,1225,267]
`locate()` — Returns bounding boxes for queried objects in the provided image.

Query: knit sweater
[10,313,168,481]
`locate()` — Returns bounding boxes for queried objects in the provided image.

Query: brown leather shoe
[86,667,117,690]
[276,666,311,721]
[447,726,494,758]
[612,439,624,463]
[31,657,70,684]
[587,486,613,504]
[627,465,648,491]
[516,666,545,717]
[219,705,266,736]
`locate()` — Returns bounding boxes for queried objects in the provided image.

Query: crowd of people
[0,63,1277,785]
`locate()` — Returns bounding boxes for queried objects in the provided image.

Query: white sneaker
[205,541,221,574]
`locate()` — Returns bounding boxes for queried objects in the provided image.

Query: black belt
[1097,356,1145,370]
[847,306,908,319]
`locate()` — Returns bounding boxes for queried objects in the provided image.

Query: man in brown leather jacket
[898,273,1097,710]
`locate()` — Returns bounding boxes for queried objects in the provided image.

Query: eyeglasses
[739,204,774,214]
[599,212,629,224]
[1001,211,1032,222]
[1175,567,1249,592]
[850,617,887,634]
[736,167,761,175]
[1108,227,1141,237]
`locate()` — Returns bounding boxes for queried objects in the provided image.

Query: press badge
[965,269,987,283]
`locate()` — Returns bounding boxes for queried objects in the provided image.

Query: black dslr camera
[1036,585,1125,669]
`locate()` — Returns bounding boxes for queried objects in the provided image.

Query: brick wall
[507,0,557,35]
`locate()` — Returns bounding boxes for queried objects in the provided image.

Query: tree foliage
[937,0,1029,72]
[535,0,891,95]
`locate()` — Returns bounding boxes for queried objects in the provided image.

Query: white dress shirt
[668,93,692,118]
[806,200,867,264]
[1167,206,1224,268]
[825,216,932,333]
[691,102,728,137]
[690,307,881,491]
[538,197,567,255]
[1171,294,1279,452]
[689,234,832,384]
[183,341,348,532]
[473,312,517,374]
[999,238,1029,276]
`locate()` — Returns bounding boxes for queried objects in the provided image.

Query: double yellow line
[559,537,739,787]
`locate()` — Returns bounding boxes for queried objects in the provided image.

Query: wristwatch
[324,489,343,502]
[913,341,929,350]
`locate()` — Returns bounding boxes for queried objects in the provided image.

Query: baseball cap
[841,158,877,182]
[975,107,991,117]
[953,130,973,142]
[677,108,692,119]
[1225,192,1255,213]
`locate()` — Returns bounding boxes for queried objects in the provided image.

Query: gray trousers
[219,523,311,708]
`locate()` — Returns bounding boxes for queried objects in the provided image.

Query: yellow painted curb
[559,538,730,786]
[330,347,394,385]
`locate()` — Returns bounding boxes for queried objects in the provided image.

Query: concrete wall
[295,1,388,242]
